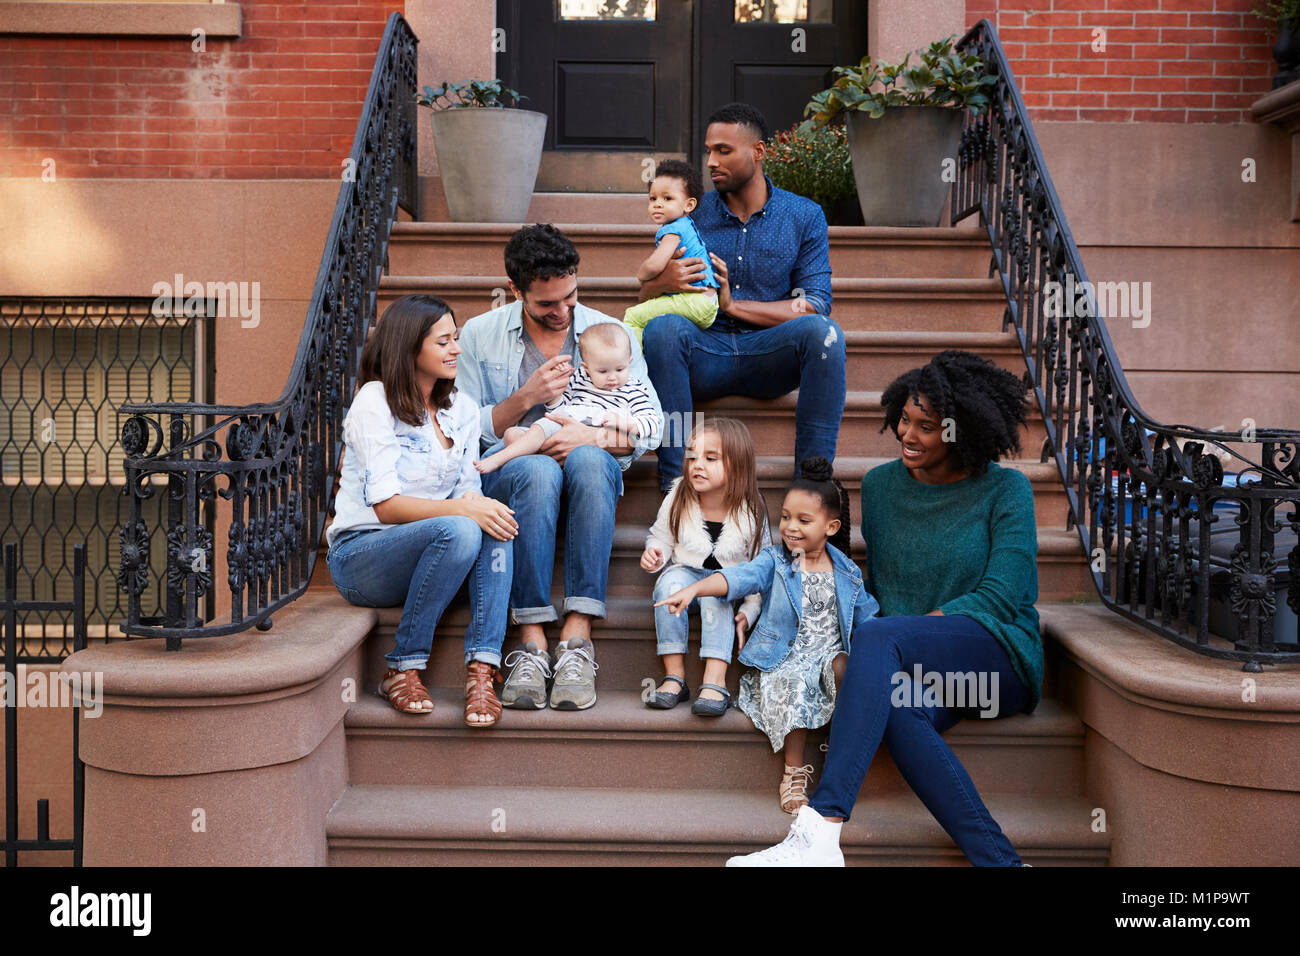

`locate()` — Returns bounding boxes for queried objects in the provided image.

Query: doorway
[497,0,868,192]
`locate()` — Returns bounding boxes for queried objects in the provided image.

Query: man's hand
[538,413,601,464]
[709,253,733,314]
[639,247,708,300]
[522,354,573,407]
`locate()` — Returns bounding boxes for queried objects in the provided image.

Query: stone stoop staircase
[312,219,1109,866]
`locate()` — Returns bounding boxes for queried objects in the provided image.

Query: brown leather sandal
[378,668,433,715]
[464,661,502,728]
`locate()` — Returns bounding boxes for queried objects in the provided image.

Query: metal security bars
[116,13,418,647]
[0,298,211,653]
[954,20,1300,667]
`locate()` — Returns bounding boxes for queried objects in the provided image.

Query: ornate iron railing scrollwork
[954,19,1299,668]
[117,13,418,648]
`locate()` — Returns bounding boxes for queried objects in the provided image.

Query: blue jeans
[479,442,622,623]
[652,564,737,662]
[642,312,847,492]
[809,614,1031,866]
[326,516,512,670]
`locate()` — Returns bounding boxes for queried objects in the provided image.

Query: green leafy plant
[1251,0,1300,25]
[416,79,526,110]
[763,122,857,218]
[802,35,995,127]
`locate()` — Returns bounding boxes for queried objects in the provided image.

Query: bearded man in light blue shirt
[457,224,662,712]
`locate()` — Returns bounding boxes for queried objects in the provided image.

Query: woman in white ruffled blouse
[326,295,518,726]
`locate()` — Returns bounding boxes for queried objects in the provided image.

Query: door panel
[696,0,867,151]
[499,0,691,191]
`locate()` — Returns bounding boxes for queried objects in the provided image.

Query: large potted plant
[763,122,861,225]
[416,79,547,223]
[1253,1,1300,89]
[802,36,995,227]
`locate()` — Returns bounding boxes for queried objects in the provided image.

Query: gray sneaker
[500,642,552,710]
[549,637,598,711]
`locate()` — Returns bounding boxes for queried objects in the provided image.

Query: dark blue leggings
[809,614,1030,866]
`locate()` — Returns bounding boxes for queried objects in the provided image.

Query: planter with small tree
[802,36,994,227]
[416,80,547,223]
[763,122,862,226]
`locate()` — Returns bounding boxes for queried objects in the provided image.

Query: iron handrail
[954,19,1299,667]
[116,13,418,647]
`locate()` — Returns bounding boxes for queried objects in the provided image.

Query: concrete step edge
[344,687,1084,740]
[326,783,1111,851]
[390,222,990,244]
[380,274,1004,296]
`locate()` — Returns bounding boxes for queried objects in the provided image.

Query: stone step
[687,390,1050,460]
[616,456,1070,528]
[343,689,1085,798]
[351,579,1096,693]
[326,784,1110,866]
[387,222,993,280]
[378,275,1007,335]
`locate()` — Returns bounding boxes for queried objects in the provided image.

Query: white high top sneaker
[726,805,845,867]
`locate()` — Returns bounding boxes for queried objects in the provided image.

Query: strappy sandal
[464,661,502,729]
[690,683,731,717]
[646,674,690,709]
[780,763,815,814]
[378,668,433,715]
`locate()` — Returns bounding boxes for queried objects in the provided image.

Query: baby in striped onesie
[474,321,661,474]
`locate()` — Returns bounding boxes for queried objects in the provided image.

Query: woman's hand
[654,584,697,616]
[459,492,518,541]
[734,611,749,651]
[641,545,666,572]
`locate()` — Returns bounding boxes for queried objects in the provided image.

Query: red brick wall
[965,0,1278,122]
[0,1,397,178]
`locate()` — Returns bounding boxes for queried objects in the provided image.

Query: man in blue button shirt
[638,102,846,494]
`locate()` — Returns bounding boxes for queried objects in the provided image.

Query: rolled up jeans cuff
[563,595,606,619]
[465,649,503,669]
[384,654,428,672]
[511,604,558,625]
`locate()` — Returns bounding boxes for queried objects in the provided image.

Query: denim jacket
[721,543,880,671]
[455,299,663,471]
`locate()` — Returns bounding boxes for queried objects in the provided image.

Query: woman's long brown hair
[669,417,766,559]
[358,294,457,426]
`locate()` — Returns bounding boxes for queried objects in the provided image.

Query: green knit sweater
[859,459,1044,711]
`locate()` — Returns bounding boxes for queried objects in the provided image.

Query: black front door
[497,1,868,192]
[500,0,692,191]
[697,0,868,151]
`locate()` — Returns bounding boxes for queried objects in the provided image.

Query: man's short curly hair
[705,102,770,143]
[880,349,1030,476]
[504,223,580,293]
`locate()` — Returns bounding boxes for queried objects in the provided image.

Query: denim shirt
[692,174,832,322]
[721,543,880,671]
[455,299,663,470]
[328,381,481,548]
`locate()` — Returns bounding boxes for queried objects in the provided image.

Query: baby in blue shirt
[623,159,719,345]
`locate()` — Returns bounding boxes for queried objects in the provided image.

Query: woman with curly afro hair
[729,350,1044,867]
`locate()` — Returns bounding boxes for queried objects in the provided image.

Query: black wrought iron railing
[954,19,1299,668]
[2,543,86,866]
[116,13,418,648]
